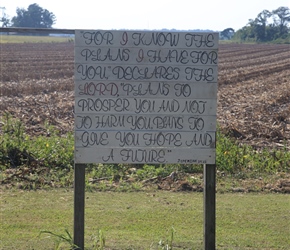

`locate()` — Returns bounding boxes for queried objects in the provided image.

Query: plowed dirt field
[1,42,289,149]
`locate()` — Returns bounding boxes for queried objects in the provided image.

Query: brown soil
[1,42,289,192]
[1,42,289,149]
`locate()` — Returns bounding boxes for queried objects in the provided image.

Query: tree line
[1,3,289,43]
[221,6,290,43]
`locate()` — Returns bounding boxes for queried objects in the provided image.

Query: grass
[0,113,74,170]
[1,114,289,191]
[0,190,289,249]
[0,34,74,43]
[0,114,289,249]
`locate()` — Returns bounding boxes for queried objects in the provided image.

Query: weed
[158,227,176,250]
[216,128,290,174]
[39,229,77,250]
[1,115,289,191]
[0,114,73,170]
[90,230,106,250]
[39,228,106,250]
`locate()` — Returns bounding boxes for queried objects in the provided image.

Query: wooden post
[204,164,216,250]
[74,163,86,250]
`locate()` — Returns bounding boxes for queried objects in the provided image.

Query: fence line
[0,27,75,34]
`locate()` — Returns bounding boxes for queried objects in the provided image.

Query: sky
[1,0,289,31]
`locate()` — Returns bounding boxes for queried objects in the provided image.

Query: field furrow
[0,42,289,149]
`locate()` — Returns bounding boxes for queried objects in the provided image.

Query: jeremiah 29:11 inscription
[74,30,218,164]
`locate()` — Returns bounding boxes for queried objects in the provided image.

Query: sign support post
[73,163,85,250]
[204,164,216,250]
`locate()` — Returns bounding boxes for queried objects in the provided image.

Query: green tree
[233,6,290,42]
[0,14,10,27]
[265,24,280,41]
[234,26,255,41]
[11,3,56,28]
[272,6,290,37]
[220,28,235,40]
[248,10,272,41]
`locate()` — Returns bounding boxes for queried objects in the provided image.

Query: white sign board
[74,30,218,164]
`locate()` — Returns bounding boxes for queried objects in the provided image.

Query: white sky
[1,0,289,31]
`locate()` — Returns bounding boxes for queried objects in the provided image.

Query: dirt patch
[1,43,289,149]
